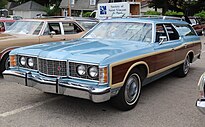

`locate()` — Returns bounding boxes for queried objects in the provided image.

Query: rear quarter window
[174,24,197,36]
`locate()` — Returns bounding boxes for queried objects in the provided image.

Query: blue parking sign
[100,6,107,15]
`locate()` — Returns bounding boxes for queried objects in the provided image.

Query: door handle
[184,44,187,48]
[61,38,66,41]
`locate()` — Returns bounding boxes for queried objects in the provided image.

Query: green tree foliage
[165,11,184,16]
[145,11,161,15]
[149,0,205,16]
[7,0,62,6]
[0,0,8,9]
[82,12,92,17]
[194,10,205,18]
[7,0,62,16]
[44,6,61,16]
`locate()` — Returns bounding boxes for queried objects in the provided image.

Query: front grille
[69,62,99,81]
[38,58,67,76]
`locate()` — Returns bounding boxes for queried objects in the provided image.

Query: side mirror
[159,36,167,45]
[49,31,56,37]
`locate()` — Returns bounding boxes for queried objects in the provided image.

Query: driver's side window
[156,24,168,42]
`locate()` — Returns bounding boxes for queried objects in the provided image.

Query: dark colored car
[184,16,205,35]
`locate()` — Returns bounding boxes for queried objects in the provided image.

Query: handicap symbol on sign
[100,6,107,15]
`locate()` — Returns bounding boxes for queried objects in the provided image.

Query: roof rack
[127,15,183,20]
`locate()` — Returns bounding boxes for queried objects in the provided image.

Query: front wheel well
[130,64,148,81]
[1,51,10,62]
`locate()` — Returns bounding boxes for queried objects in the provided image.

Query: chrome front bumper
[3,70,111,103]
[196,99,205,114]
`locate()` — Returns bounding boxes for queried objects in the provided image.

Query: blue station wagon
[3,18,202,110]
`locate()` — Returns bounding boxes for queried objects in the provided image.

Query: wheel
[175,55,190,77]
[0,54,10,74]
[111,70,142,111]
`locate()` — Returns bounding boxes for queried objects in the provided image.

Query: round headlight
[20,57,26,66]
[28,58,34,67]
[89,66,98,78]
[77,65,86,76]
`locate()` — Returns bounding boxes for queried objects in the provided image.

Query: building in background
[60,0,158,17]
[11,1,46,18]
[6,2,19,15]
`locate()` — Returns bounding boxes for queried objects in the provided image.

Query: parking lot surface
[0,39,205,127]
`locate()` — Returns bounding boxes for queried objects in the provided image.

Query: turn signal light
[10,55,17,67]
[99,67,108,85]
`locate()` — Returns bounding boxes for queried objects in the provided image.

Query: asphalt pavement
[0,38,205,127]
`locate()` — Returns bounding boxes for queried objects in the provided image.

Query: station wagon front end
[5,52,111,103]
[3,18,202,110]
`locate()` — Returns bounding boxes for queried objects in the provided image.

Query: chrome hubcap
[125,74,140,105]
[183,56,190,74]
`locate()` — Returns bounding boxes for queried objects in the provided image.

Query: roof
[17,18,78,22]
[6,2,19,10]
[11,1,45,11]
[0,18,15,22]
[60,0,109,10]
[103,17,188,24]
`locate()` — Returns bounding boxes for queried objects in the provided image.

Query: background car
[0,18,15,32]
[38,16,99,30]
[0,18,89,74]
[196,72,205,114]
[3,18,202,111]
[68,17,99,30]
[183,16,205,35]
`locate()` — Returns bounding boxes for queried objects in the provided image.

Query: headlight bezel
[69,62,102,82]
[88,66,98,78]
[27,57,34,68]
[19,56,26,66]
[77,65,86,76]
[17,55,37,70]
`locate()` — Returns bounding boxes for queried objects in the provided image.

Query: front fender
[0,46,19,60]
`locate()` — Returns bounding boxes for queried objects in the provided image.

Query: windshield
[5,22,14,27]
[84,22,152,42]
[5,21,44,35]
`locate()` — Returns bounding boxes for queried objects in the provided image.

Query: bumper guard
[3,70,111,103]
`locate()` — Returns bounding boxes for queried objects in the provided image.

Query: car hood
[12,38,149,64]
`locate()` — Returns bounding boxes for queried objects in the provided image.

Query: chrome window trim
[39,21,47,36]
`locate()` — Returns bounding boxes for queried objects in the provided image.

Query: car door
[153,23,180,71]
[61,22,86,40]
[39,22,66,43]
